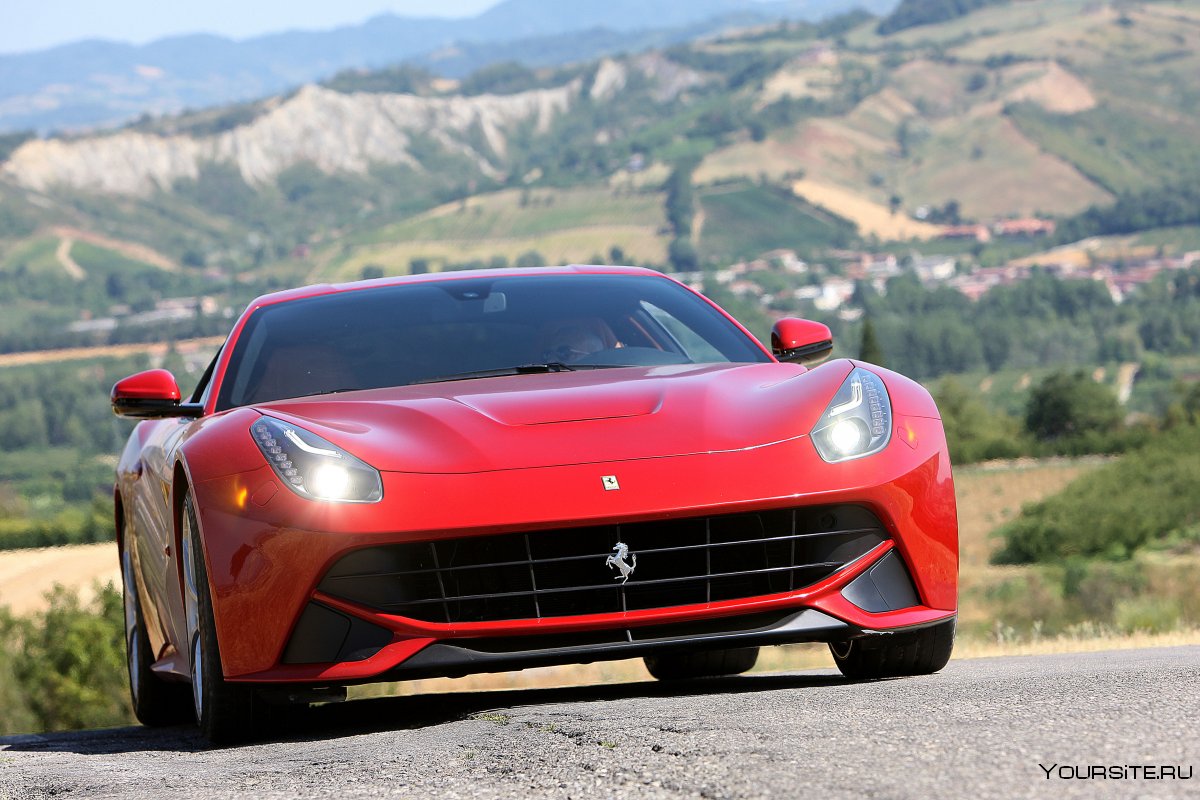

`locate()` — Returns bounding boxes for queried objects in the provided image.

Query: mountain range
[0,0,897,134]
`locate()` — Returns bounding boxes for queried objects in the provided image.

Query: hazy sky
[0,0,503,55]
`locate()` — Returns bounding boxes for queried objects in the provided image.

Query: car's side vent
[282,601,394,664]
[840,549,920,613]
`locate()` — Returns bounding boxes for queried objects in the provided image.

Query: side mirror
[771,318,833,366]
[111,369,203,419]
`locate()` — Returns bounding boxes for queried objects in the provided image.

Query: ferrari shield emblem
[601,475,620,491]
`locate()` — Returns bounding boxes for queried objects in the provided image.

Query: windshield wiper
[413,362,613,385]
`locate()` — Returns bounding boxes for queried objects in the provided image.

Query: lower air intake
[319,504,886,624]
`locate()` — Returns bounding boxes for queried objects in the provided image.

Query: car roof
[245,265,673,310]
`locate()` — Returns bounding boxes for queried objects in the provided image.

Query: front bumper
[191,414,957,683]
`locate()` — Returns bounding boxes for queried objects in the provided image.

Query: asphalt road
[1,646,1196,800]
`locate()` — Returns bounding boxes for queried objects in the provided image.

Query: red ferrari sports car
[112,266,957,743]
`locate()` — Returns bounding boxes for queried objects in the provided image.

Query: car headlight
[811,367,892,463]
[251,416,383,503]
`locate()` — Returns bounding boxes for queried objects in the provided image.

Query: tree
[877,0,1006,35]
[668,237,699,272]
[515,250,546,268]
[858,319,886,366]
[665,161,697,237]
[934,378,1024,464]
[1025,371,1123,441]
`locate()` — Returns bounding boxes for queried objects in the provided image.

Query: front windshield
[216,273,770,410]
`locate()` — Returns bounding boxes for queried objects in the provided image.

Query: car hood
[256,361,853,474]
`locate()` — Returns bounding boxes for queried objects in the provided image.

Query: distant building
[993,218,1056,237]
[938,224,991,243]
[760,249,808,274]
[814,278,855,311]
[912,255,957,283]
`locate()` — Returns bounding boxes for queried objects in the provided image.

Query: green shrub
[983,568,1067,633]
[1113,597,1181,634]
[0,616,37,735]
[994,424,1200,563]
[935,378,1029,464]
[1025,371,1123,441]
[1063,558,1144,620]
[0,497,114,551]
[1,584,132,734]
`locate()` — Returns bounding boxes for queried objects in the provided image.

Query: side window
[188,344,224,405]
[640,301,724,363]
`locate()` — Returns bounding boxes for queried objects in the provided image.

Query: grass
[697,182,855,263]
[850,0,1096,50]
[1132,225,1200,252]
[317,227,669,282]
[1008,102,1200,197]
[791,178,944,241]
[901,114,1108,219]
[310,186,670,280]
[68,241,161,274]
[953,457,1109,571]
[948,2,1200,68]
[928,362,1149,417]
[355,188,666,245]
[928,351,1200,420]
[761,60,838,104]
[695,116,897,198]
[0,335,223,370]
[0,238,64,276]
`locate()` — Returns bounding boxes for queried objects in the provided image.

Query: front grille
[319,504,886,624]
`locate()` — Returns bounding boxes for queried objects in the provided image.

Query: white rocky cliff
[2,83,580,196]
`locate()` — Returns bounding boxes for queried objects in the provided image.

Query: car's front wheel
[121,542,191,726]
[644,647,759,680]
[182,491,261,744]
[829,618,955,680]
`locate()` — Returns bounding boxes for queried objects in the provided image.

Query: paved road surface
[1,647,1196,799]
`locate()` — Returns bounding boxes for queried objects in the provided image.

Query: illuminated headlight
[250,416,383,503]
[811,367,892,463]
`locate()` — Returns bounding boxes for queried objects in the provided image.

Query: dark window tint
[216,274,769,409]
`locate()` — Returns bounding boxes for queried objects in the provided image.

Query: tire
[644,647,759,681]
[829,618,956,680]
[182,492,261,744]
[121,542,192,726]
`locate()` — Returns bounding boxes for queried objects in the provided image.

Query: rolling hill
[0,0,899,134]
[0,0,1198,359]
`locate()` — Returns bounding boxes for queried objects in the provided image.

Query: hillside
[0,0,1198,360]
[695,0,1200,217]
[3,83,577,194]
